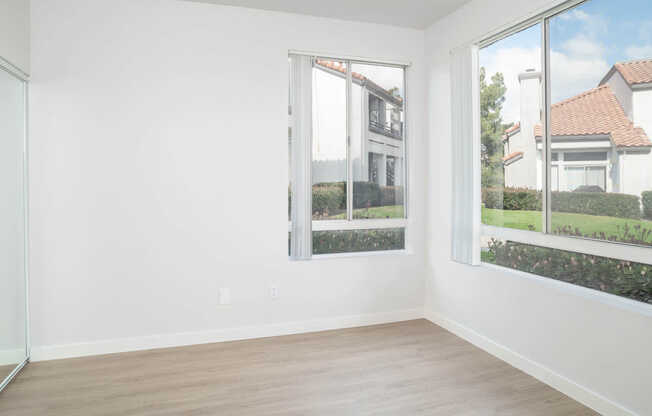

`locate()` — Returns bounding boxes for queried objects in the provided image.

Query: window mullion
[346,60,353,221]
[542,17,552,234]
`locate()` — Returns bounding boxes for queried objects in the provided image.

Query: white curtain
[450,44,481,266]
[289,54,313,260]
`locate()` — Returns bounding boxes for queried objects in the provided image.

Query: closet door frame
[0,56,30,393]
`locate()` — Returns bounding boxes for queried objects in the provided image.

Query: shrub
[643,191,652,220]
[312,183,345,218]
[553,223,652,246]
[380,186,404,206]
[483,187,641,219]
[353,181,381,209]
[482,187,541,211]
[573,185,604,193]
[551,191,641,219]
[313,228,405,254]
[311,182,404,218]
[486,239,652,304]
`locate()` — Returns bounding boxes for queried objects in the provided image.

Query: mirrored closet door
[0,61,29,391]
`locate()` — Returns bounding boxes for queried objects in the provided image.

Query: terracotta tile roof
[613,60,652,85]
[502,151,523,163]
[505,122,520,134]
[315,59,403,105]
[534,84,651,148]
[316,60,366,81]
[502,122,520,142]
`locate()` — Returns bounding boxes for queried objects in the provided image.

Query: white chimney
[517,69,542,189]
[518,69,542,142]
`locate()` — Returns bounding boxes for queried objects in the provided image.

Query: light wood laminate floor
[0,320,597,415]
[0,366,18,385]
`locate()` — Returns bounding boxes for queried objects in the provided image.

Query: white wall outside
[605,71,632,120]
[618,149,652,198]
[633,88,652,150]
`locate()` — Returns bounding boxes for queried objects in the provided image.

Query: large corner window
[477,0,652,304]
[289,54,408,258]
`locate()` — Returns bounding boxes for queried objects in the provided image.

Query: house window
[477,0,652,303]
[562,152,607,162]
[369,94,384,126]
[368,152,381,185]
[564,166,606,192]
[386,156,396,186]
[288,54,408,258]
[368,92,403,140]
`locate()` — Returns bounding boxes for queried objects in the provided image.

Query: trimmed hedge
[486,239,652,304]
[381,185,405,207]
[289,229,405,255]
[313,228,405,254]
[353,181,381,209]
[312,183,346,218]
[643,191,652,220]
[482,187,641,219]
[482,187,541,211]
[552,191,641,219]
[310,181,404,218]
[351,182,404,209]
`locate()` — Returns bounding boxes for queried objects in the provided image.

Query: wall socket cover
[270,286,279,299]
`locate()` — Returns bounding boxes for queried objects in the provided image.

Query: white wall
[606,71,632,120]
[633,89,652,150]
[619,149,652,198]
[425,0,652,414]
[29,0,426,355]
[0,0,30,74]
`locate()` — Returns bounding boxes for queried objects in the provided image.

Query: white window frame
[475,0,652,266]
[288,51,411,259]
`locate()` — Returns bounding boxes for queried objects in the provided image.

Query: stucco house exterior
[503,60,652,199]
[310,60,404,187]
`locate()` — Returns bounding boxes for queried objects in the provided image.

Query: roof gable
[600,59,652,86]
[534,84,651,148]
[315,60,403,107]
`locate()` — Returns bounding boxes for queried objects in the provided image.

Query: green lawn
[483,207,652,244]
[329,205,404,220]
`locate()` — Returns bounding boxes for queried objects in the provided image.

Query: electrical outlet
[218,288,231,305]
[270,285,279,300]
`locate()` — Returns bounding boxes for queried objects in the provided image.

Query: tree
[480,67,508,188]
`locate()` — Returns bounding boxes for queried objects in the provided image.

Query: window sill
[481,224,652,265]
[313,218,408,231]
[305,249,412,261]
[480,261,652,318]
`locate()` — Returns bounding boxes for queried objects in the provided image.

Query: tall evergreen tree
[480,67,508,188]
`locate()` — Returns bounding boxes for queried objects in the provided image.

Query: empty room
[1,0,651,414]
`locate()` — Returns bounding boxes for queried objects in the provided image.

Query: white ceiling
[183,0,471,29]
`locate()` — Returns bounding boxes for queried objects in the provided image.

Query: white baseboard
[31,308,423,362]
[424,310,635,416]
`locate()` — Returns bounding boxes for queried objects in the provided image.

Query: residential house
[310,60,404,187]
[503,60,652,198]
